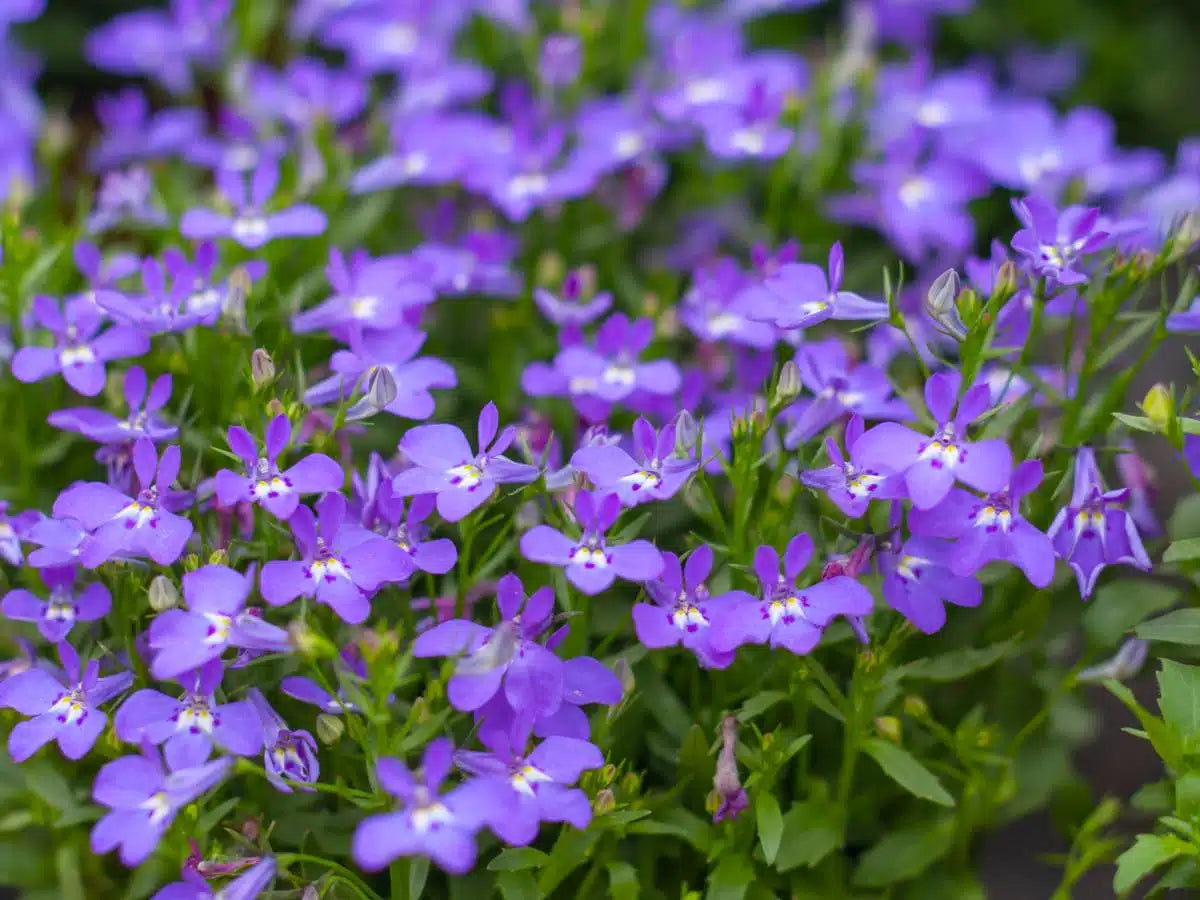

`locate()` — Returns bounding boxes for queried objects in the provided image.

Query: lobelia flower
[2,565,111,642]
[291,248,435,337]
[1184,434,1200,481]
[86,166,170,234]
[712,715,748,823]
[48,364,177,445]
[147,563,290,680]
[70,240,140,310]
[570,416,698,506]
[908,459,1057,587]
[53,437,193,567]
[414,228,523,299]
[634,545,749,669]
[391,401,540,522]
[456,715,603,846]
[152,855,276,900]
[744,242,889,331]
[697,79,792,162]
[879,535,983,634]
[413,573,564,716]
[260,493,409,624]
[1010,194,1109,286]
[281,645,368,715]
[521,490,664,594]
[853,371,1013,510]
[91,742,231,867]
[180,162,326,250]
[800,416,907,518]
[365,482,458,576]
[96,256,211,335]
[214,413,344,520]
[11,295,149,396]
[532,269,613,342]
[679,257,777,350]
[247,688,320,793]
[1047,447,1152,599]
[115,658,263,770]
[0,500,42,565]
[710,535,874,654]
[87,88,203,172]
[0,641,132,761]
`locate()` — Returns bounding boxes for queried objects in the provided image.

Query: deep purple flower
[392,402,539,522]
[521,490,664,594]
[214,414,343,520]
[91,743,231,867]
[11,295,149,396]
[853,371,1012,510]
[180,162,326,249]
[634,545,748,669]
[0,500,42,565]
[800,416,908,518]
[1047,447,1151,599]
[570,417,697,506]
[115,659,262,770]
[413,573,564,716]
[0,641,131,761]
[1185,434,1200,481]
[247,688,319,793]
[1011,195,1109,286]
[744,243,888,331]
[879,536,982,635]
[909,459,1056,587]
[710,535,874,654]
[48,365,176,445]
[972,100,1111,194]
[96,256,212,335]
[260,493,409,623]
[2,565,110,642]
[1167,295,1200,333]
[152,855,275,900]
[53,438,193,567]
[147,564,289,680]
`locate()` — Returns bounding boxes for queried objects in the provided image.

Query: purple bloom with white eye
[91,743,231,868]
[879,535,982,635]
[292,248,434,337]
[247,688,319,793]
[679,258,777,350]
[1047,447,1152,599]
[1011,195,1110,286]
[697,80,792,162]
[70,240,140,310]
[353,739,501,875]
[88,88,203,172]
[2,566,110,642]
[521,490,664,595]
[180,162,326,250]
[0,641,132,762]
[414,573,564,716]
[533,270,613,336]
[392,402,540,522]
[972,100,1111,194]
[800,416,907,518]
[11,295,149,396]
[414,226,522,299]
[147,564,289,680]
[0,500,41,566]
[97,256,211,335]
[744,243,889,331]
[853,371,1013,510]
[369,484,458,576]
[53,437,193,567]
[570,417,697,506]
[260,493,409,624]
[48,365,176,445]
[114,659,262,770]
[87,166,169,234]
[710,535,874,654]
[908,459,1057,587]
[573,97,664,179]
[634,546,749,669]
[281,645,367,715]
[152,855,275,900]
[782,339,911,446]
[456,716,603,846]
[213,414,344,520]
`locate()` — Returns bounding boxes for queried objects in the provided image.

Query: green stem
[276,853,383,900]
[390,859,410,900]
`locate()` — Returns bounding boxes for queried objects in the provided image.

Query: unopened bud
[874,716,902,743]
[601,764,618,785]
[223,268,251,331]
[674,410,699,454]
[924,268,967,341]
[250,348,275,390]
[208,548,227,567]
[148,575,179,611]
[1077,638,1150,683]
[301,887,320,900]
[266,398,285,418]
[903,695,929,719]
[994,260,1019,296]
[287,620,335,660]
[593,789,616,815]
[345,366,398,421]
[772,360,802,406]
[620,771,641,795]
[976,728,994,748]
[1141,383,1172,430]
[613,657,636,696]
[315,713,344,745]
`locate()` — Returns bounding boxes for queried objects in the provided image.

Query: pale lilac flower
[48,365,176,445]
[744,243,888,331]
[247,688,319,793]
[879,536,982,635]
[570,417,697,506]
[180,162,326,249]
[2,565,110,642]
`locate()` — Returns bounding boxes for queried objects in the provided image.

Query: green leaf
[496,871,540,900]
[55,845,84,900]
[1158,659,1200,740]
[705,853,754,900]
[21,760,76,812]
[409,856,430,899]
[852,816,955,887]
[1169,495,1200,541]
[1137,609,1200,645]
[1085,581,1180,647]
[538,827,601,894]
[1105,679,1182,770]
[488,848,549,871]
[606,861,641,900]
[196,796,240,836]
[775,801,842,872]
[1113,834,1192,895]
[862,738,955,807]
[755,793,783,865]
[737,690,788,722]
[628,808,713,852]
[1165,539,1200,563]
[894,639,1019,682]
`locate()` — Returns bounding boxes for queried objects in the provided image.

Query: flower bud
[250,348,275,390]
[674,410,699,454]
[148,575,178,611]
[613,657,636,696]
[316,713,344,745]
[994,260,1019,297]
[345,366,398,422]
[301,887,320,900]
[208,548,227,567]
[601,763,618,786]
[874,716,902,743]
[772,360,802,407]
[903,695,929,719]
[924,268,967,341]
[593,789,616,815]
[620,771,641,795]
[1077,638,1150,683]
[266,398,285,418]
[287,620,335,660]
[1141,383,1172,430]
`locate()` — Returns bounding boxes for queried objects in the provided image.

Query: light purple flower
[2,565,110,642]
[879,536,982,635]
[800,416,908,518]
[292,248,434,336]
[180,162,326,250]
[87,166,169,234]
[247,688,319,793]
[744,243,888,331]
[1011,195,1110,286]
[0,500,42,566]
[570,417,697,506]
[281,645,367,715]
[533,270,613,335]
[152,855,275,900]
[363,483,457,577]
[679,257,777,350]
[48,364,176,445]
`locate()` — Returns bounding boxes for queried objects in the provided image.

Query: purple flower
[392,402,540,522]
[0,500,42,565]
[53,438,193,567]
[87,167,169,234]
[570,417,697,506]
[710,535,874,654]
[115,659,262,770]
[2,565,111,642]
[180,162,326,249]
[520,490,664,594]
[281,645,367,714]
[696,80,792,162]
[88,88,203,172]
[213,414,344,520]
[744,243,888,331]
[413,573,564,716]
[1011,195,1109,286]
[853,371,1013,510]
[147,564,289,680]
[1047,447,1151,599]
[291,248,434,336]
[972,100,1111,194]
[634,545,748,669]
[679,258,777,350]
[1167,294,1200,333]
[909,459,1057,587]
[247,688,319,793]
[712,714,748,823]
[48,365,176,445]
[363,483,458,576]
[0,641,132,761]
[96,256,211,335]
[152,855,275,900]
[533,270,613,335]
[800,416,908,518]
[260,493,409,623]
[91,743,231,867]
[879,536,982,635]
[352,738,502,875]
[11,295,149,396]
[1185,434,1200,481]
